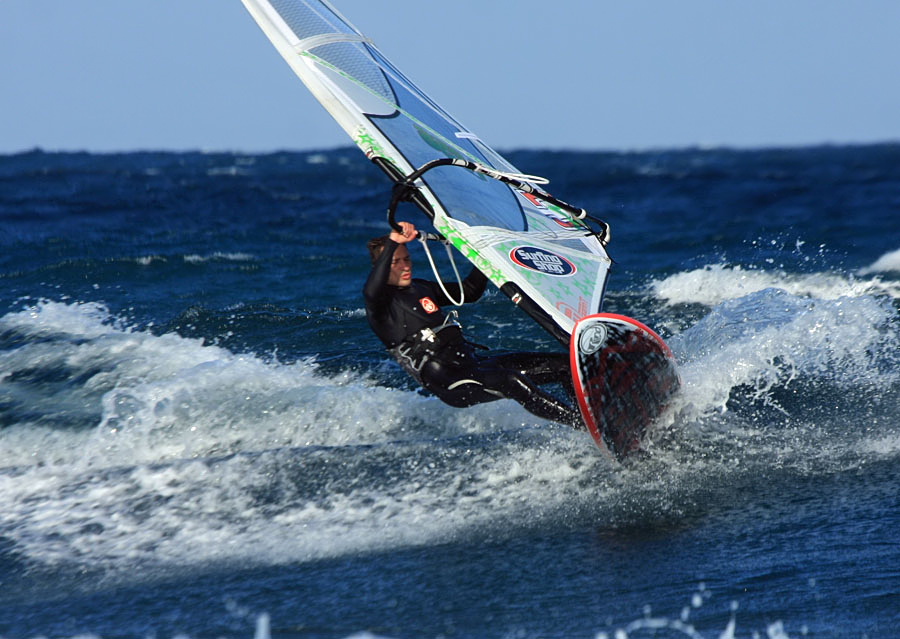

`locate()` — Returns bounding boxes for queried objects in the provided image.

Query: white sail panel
[241,0,612,342]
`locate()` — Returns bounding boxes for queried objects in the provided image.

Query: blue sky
[2,1,899,153]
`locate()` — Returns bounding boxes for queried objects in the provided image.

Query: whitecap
[650,263,900,307]
[858,246,900,275]
[183,252,256,264]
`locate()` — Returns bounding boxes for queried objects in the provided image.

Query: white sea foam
[0,299,128,341]
[183,252,256,264]
[666,288,900,420]
[1,298,897,576]
[133,255,167,266]
[206,165,251,176]
[0,300,505,469]
[305,153,329,164]
[649,263,900,307]
[0,301,598,570]
[858,246,900,274]
[650,263,900,426]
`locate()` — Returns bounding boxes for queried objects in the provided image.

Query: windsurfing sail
[240,0,612,346]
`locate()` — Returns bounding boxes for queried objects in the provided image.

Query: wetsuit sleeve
[461,266,489,302]
[362,239,399,313]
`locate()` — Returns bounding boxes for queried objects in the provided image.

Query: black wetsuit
[363,238,581,426]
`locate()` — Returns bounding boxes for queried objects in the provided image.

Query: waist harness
[390,322,466,382]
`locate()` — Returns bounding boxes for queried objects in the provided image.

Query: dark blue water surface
[1,145,899,639]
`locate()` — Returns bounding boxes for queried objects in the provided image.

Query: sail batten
[294,33,371,53]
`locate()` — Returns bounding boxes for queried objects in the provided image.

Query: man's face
[388,245,412,286]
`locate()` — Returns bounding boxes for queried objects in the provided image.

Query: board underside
[570,314,680,460]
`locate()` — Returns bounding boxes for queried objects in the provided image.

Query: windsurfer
[363,221,583,428]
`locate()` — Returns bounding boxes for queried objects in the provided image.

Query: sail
[241,0,612,344]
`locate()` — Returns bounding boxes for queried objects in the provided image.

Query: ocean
[1,144,899,638]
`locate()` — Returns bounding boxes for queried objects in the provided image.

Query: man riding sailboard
[364,221,582,429]
[240,0,681,459]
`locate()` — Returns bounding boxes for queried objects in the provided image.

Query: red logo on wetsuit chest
[419,297,438,313]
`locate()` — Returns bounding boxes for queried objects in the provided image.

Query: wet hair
[366,235,390,265]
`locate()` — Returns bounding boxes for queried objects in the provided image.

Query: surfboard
[570,314,680,459]
[239,0,680,459]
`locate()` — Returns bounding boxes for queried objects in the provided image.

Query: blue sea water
[1,144,899,638]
